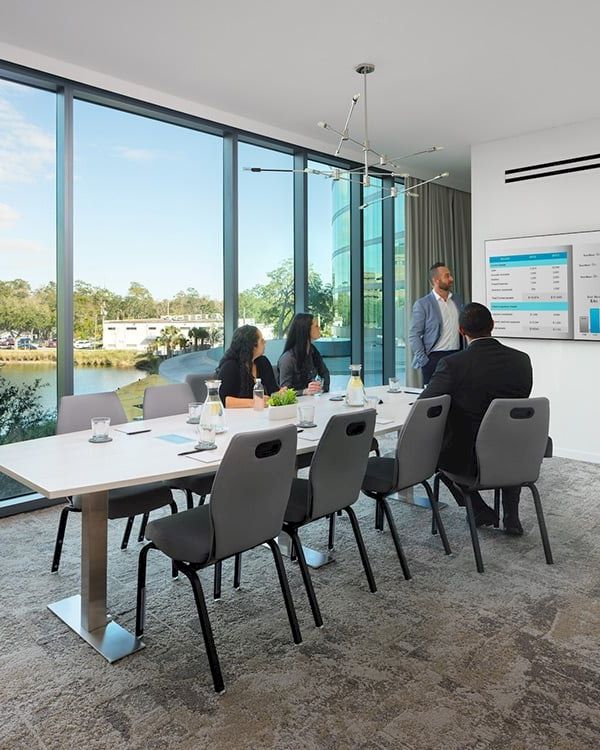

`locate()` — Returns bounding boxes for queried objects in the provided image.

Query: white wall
[471,119,600,463]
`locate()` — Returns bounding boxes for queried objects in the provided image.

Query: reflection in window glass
[238,143,293,363]
[363,177,383,385]
[73,100,223,418]
[0,80,57,501]
[307,161,350,389]
[395,188,406,383]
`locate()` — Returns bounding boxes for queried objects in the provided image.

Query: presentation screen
[485,230,600,341]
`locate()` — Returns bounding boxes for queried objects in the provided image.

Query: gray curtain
[404,177,471,386]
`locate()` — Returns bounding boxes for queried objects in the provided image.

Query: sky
[0,78,339,300]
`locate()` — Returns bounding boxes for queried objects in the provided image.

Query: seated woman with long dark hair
[278,313,330,396]
[217,325,279,408]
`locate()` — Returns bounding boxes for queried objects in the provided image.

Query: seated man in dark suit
[419,302,532,534]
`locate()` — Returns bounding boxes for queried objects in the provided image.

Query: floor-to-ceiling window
[73,100,223,418]
[394,187,406,382]
[238,142,293,364]
[307,161,351,389]
[362,177,383,385]
[0,79,57,501]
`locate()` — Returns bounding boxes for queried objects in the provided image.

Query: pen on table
[178,448,203,456]
[126,429,151,435]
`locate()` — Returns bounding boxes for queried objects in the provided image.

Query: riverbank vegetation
[0,349,160,369]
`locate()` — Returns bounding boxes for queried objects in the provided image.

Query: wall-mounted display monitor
[485,230,600,341]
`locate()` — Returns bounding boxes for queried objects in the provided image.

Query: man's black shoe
[472,506,499,528]
[503,515,524,536]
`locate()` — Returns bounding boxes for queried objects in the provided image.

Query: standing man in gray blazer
[409,262,464,384]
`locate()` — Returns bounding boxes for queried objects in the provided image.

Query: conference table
[0,385,418,663]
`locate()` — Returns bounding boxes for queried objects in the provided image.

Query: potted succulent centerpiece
[267,388,298,421]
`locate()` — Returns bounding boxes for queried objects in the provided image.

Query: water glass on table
[187,402,202,424]
[388,377,401,393]
[90,417,111,443]
[196,422,217,449]
[297,403,316,427]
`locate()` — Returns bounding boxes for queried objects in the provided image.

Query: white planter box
[267,403,297,421]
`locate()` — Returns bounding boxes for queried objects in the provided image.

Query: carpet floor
[1,449,599,750]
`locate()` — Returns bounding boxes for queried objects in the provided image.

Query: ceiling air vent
[505,152,600,183]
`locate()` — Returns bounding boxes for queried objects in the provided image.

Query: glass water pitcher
[200,379,226,434]
[345,364,366,406]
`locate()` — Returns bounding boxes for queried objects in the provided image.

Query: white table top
[0,386,418,499]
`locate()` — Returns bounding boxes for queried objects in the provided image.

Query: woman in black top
[278,313,330,395]
[216,325,279,407]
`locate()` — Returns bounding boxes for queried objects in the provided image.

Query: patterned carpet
[1,448,599,750]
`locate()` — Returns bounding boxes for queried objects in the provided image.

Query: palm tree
[208,327,223,347]
[156,325,181,357]
[188,326,210,351]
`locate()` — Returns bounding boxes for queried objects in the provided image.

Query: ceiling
[1,0,600,191]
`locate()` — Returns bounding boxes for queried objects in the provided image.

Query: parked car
[74,340,94,349]
[17,338,38,350]
[0,337,15,349]
[45,339,58,348]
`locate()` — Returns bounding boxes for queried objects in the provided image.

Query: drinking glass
[196,422,217,449]
[388,377,401,393]
[297,403,316,427]
[90,417,111,443]
[365,395,379,412]
[187,402,202,424]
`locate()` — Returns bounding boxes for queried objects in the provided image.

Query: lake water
[0,364,147,413]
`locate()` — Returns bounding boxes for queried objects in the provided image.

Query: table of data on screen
[487,250,571,339]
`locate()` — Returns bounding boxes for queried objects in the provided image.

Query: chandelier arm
[335,94,361,156]
[384,146,443,168]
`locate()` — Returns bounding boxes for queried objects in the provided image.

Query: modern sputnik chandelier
[245,63,449,211]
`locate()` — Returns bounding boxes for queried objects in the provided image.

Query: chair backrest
[185,372,216,403]
[56,391,127,434]
[208,425,297,560]
[143,382,195,419]
[395,395,451,490]
[308,409,376,519]
[475,397,549,487]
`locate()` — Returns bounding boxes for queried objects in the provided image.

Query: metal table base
[48,595,144,663]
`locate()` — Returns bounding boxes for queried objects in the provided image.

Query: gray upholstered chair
[434,397,553,574]
[51,391,177,572]
[185,371,216,404]
[283,410,377,627]
[135,425,301,694]
[143,382,215,512]
[361,395,452,580]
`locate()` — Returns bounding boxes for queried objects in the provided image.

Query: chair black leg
[168,500,179,578]
[135,541,156,636]
[432,473,442,535]
[464,494,485,573]
[343,505,377,592]
[51,505,72,572]
[213,561,222,600]
[379,497,412,580]
[493,489,501,528]
[266,539,303,645]
[422,480,452,555]
[137,513,149,543]
[375,496,385,531]
[121,516,135,550]
[372,437,381,457]
[185,489,194,510]
[328,513,336,550]
[178,562,225,694]
[233,553,242,589]
[286,527,323,628]
[529,483,554,565]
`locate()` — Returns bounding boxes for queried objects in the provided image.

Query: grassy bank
[115,373,170,420]
[0,349,148,368]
